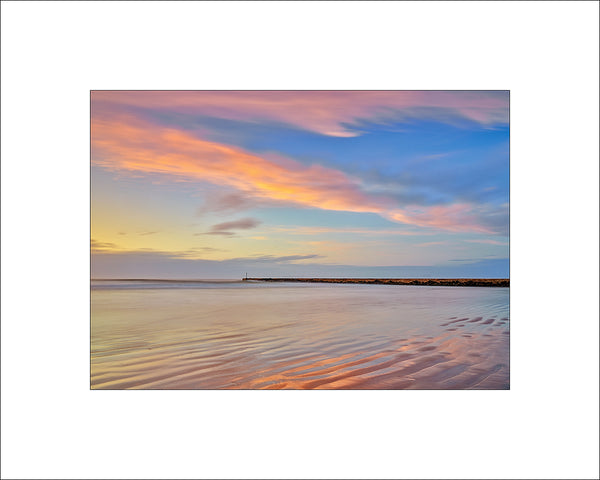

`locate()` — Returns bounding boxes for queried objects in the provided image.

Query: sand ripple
[92,319,509,389]
[91,285,509,389]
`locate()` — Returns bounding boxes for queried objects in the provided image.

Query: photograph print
[91,90,510,390]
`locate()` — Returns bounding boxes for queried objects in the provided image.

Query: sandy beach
[91,281,509,389]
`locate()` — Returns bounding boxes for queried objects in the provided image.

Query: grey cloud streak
[92,249,508,279]
[196,217,263,237]
[212,218,262,231]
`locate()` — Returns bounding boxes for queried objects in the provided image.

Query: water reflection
[91,282,509,389]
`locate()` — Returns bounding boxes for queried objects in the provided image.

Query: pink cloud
[92,113,496,233]
[415,241,447,247]
[92,114,390,212]
[387,204,495,234]
[92,90,508,137]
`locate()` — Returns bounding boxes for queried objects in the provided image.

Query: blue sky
[91,91,509,278]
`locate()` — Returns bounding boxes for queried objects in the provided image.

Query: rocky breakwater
[244,278,510,287]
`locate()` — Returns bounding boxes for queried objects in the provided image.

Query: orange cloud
[92,114,389,210]
[387,204,493,233]
[92,90,508,137]
[92,114,493,233]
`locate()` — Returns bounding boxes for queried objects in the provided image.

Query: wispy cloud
[211,218,262,231]
[91,238,230,259]
[199,217,262,237]
[196,192,290,215]
[415,241,446,247]
[92,114,498,234]
[201,231,235,237]
[192,246,227,253]
[91,239,118,252]
[91,248,509,279]
[91,245,322,264]
[197,192,253,214]
[92,115,389,214]
[171,246,229,258]
[232,254,324,263]
[271,226,430,236]
[465,239,508,246]
[388,202,500,234]
[92,90,508,137]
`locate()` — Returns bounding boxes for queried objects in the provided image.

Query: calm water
[91,280,509,389]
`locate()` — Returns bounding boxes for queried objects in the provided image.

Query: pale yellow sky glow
[91,90,509,277]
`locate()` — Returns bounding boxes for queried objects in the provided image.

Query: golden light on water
[91,282,509,390]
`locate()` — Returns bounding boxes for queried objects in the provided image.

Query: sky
[91,91,509,279]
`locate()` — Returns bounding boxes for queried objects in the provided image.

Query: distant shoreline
[244,278,509,287]
[92,278,509,287]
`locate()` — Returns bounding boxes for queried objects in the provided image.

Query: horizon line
[91,277,510,281]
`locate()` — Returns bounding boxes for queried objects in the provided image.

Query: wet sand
[91,282,509,389]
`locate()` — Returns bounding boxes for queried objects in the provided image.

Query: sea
[91,279,509,389]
